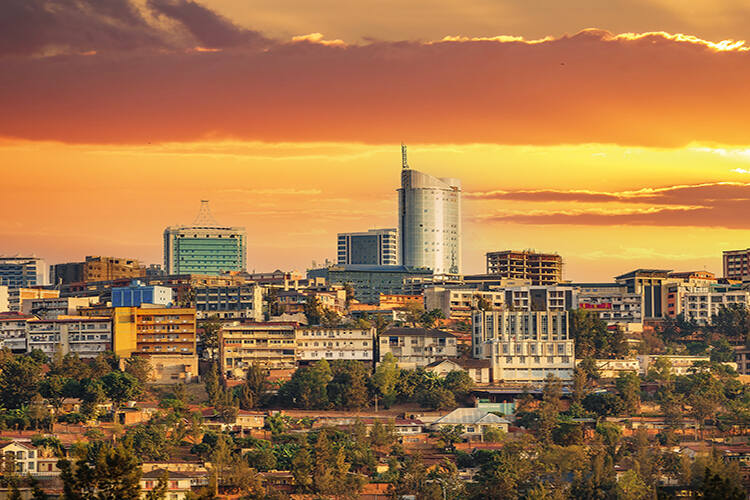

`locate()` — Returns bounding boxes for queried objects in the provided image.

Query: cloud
[220,188,323,195]
[3,1,750,146]
[469,182,750,229]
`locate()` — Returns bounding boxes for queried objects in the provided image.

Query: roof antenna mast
[401,142,409,169]
[194,199,219,226]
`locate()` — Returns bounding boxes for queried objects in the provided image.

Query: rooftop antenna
[193,200,219,226]
[401,142,409,169]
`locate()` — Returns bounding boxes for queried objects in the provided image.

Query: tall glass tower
[398,146,461,275]
[163,201,246,276]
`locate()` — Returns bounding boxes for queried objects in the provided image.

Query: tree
[125,356,153,386]
[279,360,332,409]
[0,355,43,409]
[303,296,323,325]
[616,371,641,415]
[443,370,474,402]
[584,391,625,418]
[419,385,456,410]
[39,374,69,418]
[429,460,465,500]
[570,449,617,500]
[569,309,625,358]
[373,353,400,407]
[199,316,223,360]
[436,425,464,451]
[420,308,445,329]
[59,441,142,500]
[312,430,335,494]
[536,374,562,445]
[214,386,239,424]
[290,439,313,492]
[204,362,221,404]
[402,302,425,328]
[101,371,142,409]
[240,363,270,409]
[327,360,369,410]
[145,470,169,500]
[710,337,735,363]
[712,303,750,342]
[80,378,106,418]
[616,469,651,500]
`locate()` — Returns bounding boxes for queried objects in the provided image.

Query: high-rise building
[723,248,750,281]
[52,256,146,285]
[397,146,461,275]
[0,256,49,287]
[163,201,246,275]
[485,250,563,285]
[337,228,399,265]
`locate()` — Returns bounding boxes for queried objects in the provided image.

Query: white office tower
[398,145,461,275]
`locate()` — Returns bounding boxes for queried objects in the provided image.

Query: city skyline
[2,1,750,281]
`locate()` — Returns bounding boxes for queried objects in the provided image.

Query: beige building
[26,316,112,358]
[220,322,297,378]
[52,255,146,284]
[8,288,59,313]
[583,358,640,379]
[0,312,32,352]
[425,358,491,384]
[637,354,726,376]
[22,296,98,319]
[472,310,574,384]
[431,408,510,439]
[723,248,750,281]
[665,283,749,325]
[0,285,7,312]
[296,326,375,363]
[378,327,459,369]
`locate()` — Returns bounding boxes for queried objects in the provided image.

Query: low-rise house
[140,469,193,500]
[0,440,39,475]
[583,358,640,379]
[379,328,458,369]
[425,358,491,384]
[431,408,510,439]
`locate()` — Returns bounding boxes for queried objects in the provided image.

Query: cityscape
[3,1,750,499]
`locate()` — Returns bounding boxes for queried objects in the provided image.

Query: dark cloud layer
[471,182,750,229]
[1,1,750,146]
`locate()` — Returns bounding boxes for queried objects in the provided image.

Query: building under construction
[485,250,563,286]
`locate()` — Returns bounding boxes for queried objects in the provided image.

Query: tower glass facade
[398,169,461,275]
[337,228,399,265]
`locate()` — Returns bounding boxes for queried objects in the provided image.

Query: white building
[0,441,39,475]
[472,310,574,384]
[0,285,8,312]
[337,228,399,265]
[27,316,112,358]
[398,147,461,275]
[0,256,49,287]
[295,326,375,363]
[572,283,644,332]
[194,284,263,320]
[666,284,749,325]
[379,327,459,369]
[0,312,32,352]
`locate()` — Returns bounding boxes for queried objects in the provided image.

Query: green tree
[290,439,313,492]
[239,363,270,409]
[436,425,465,451]
[536,373,562,445]
[616,371,641,415]
[327,360,370,410]
[199,316,223,360]
[616,469,651,500]
[304,296,323,325]
[583,391,625,418]
[204,362,221,405]
[0,355,43,409]
[279,360,333,409]
[59,441,142,500]
[420,308,445,329]
[312,430,335,494]
[570,309,625,358]
[101,371,142,409]
[443,370,474,402]
[145,470,169,500]
[373,353,400,408]
[124,356,153,386]
[712,303,750,341]
[710,337,736,363]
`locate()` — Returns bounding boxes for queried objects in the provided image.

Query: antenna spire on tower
[401,142,409,169]
[193,200,219,226]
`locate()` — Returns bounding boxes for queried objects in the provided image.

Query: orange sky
[2,0,750,281]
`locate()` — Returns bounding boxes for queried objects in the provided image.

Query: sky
[2,0,750,281]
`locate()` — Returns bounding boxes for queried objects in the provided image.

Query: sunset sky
[3,0,750,281]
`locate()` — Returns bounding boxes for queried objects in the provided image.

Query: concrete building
[485,250,563,285]
[51,256,146,285]
[296,326,375,363]
[637,355,715,376]
[665,283,749,324]
[26,316,112,358]
[307,264,432,304]
[194,284,263,320]
[163,201,246,275]
[431,408,510,438]
[425,358,492,384]
[0,441,40,475]
[569,283,644,331]
[734,347,750,376]
[615,269,672,320]
[220,322,298,378]
[378,327,459,369]
[583,358,640,379]
[724,248,750,281]
[398,147,461,275]
[337,228,399,265]
[8,288,60,313]
[0,256,49,287]
[22,296,98,319]
[112,281,174,308]
[0,312,32,352]
[472,310,574,384]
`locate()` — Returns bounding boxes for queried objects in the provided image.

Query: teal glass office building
[163,225,246,275]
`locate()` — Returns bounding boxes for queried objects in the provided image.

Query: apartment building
[194,284,262,320]
[52,256,146,285]
[0,312,32,352]
[378,327,458,369]
[112,306,198,382]
[424,287,504,320]
[724,248,750,281]
[22,296,97,319]
[569,283,644,331]
[615,269,674,319]
[472,310,574,384]
[296,326,375,363]
[26,316,112,358]
[0,285,7,312]
[220,322,297,378]
[665,283,749,324]
[485,250,563,285]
